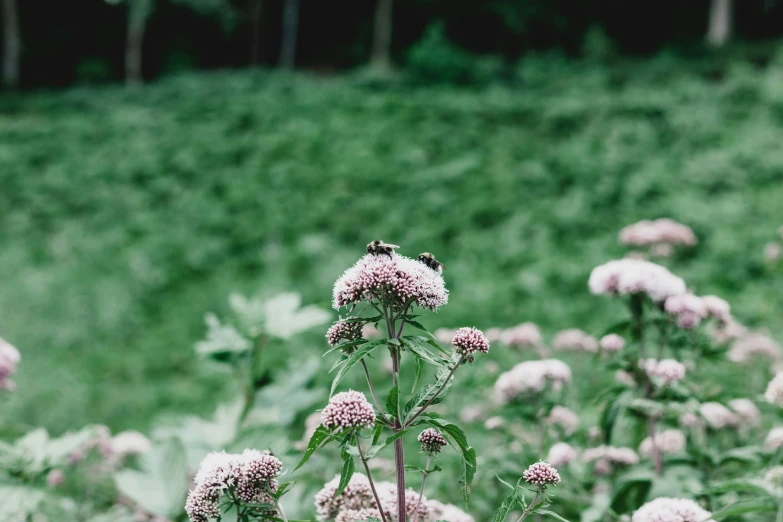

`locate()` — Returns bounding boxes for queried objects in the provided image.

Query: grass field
[1,56,782,441]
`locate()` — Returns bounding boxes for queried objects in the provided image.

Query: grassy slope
[1,60,782,435]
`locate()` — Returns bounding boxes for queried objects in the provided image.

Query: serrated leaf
[403,360,458,420]
[295,425,330,471]
[330,340,388,397]
[334,446,356,499]
[492,490,517,522]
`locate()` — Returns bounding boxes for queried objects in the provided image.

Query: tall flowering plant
[296,251,486,522]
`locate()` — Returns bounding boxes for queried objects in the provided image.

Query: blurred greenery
[1,49,782,447]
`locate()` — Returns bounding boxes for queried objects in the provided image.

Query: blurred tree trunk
[278,0,298,69]
[249,0,264,65]
[2,0,20,88]
[371,0,393,70]
[125,0,152,85]
[706,0,732,47]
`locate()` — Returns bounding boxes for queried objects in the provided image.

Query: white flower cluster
[186,450,282,522]
[766,373,783,407]
[583,446,639,474]
[639,429,686,459]
[545,406,580,435]
[699,402,739,429]
[552,329,599,353]
[632,497,713,522]
[314,473,469,522]
[641,358,686,385]
[493,360,572,403]
[766,427,783,451]
[589,258,686,302]
[619,218,697,248]
[332,254,448,312]
[547,442,578,467]
[727,332,782,363]
[0,337,21,391]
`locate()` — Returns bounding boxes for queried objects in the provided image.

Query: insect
[366,240,400,258]
[418,252,445,273]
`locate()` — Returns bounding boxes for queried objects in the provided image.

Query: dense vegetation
[2,50,782,439]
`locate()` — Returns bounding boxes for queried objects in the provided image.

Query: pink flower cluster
[765,373,783,407]
[523,461,561,487]
[545,406,580,435]
[499,322,542,349]
[547,443,577,467]
[589,258,686,302]
[664,294,708,329]
[332,254,448,312]
[314,473,438,522]
[708,319,747,345]
[599,334,625,353]
[418,428,448,454]
[321,391,376,432]
[186,450,283,522]
[639,429,686,459]
[326,318,364,347]
[728,332,781,363]
[427,500,475,522]
[0,338,21,391]
[583,446,639,474]
[728,399,761,426]
[552,329,598,353]
[335,508,383,522]
[619,218,697,248]
[641,358,686,385]
[699,402,739,429]
[766,427,783,451]
[452,327,490,360]
[493,360,572,403]
[632,497,714,522]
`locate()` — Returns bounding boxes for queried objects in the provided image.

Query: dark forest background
[4,0,783,88]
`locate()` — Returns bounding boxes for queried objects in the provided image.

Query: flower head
[452,327,490,361]
[619,219,697,247]
[767,427,783,451]
[335,508,383,522]
[418,428,447,454]
[322,390,376,432]
[632,498,713,522]
[589,259,686,302]
[639,430,686,459]
[552,329,598,353]
[642,359,686,385]
[701,295,731,322]
[314,474,377,521]
[185,486,221,522]
[583,446,639,474]
[46,469,65,487]
[766,373,783,407]
[332,254,448,312]
[664,294,708,329]
[727,333,781,363]
[523,461,561,487]
[193,451,243,493]
[326,319,364,347]
[493,360,571,403]
[547,443,577,468]
[546,406,579,435]
[699,402,739,429]
[426,500,475,522]
[599,334,625,353]
[728,399,761,427]
[111,431,151,456]
[500,323,542,349]
[766,466,783,489]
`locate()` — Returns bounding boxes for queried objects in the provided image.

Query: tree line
[2,0,782,89]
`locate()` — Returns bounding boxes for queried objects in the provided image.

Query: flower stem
[647,414,663,475]
[391,343,406,522]
[515,491,542,522]
[361,358,389,425]
[411,455,432,522]
[355,433,390,522]
[405,360,462,428]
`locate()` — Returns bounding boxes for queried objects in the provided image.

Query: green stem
[354,433,390,522]
[515,492,542,522]
[412,455,432,522]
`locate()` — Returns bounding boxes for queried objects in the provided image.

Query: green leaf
[0,485,48,520]
[401,336,449,367]
[492,490,517,522]
[610,469,653,514]
[420,417,476,504]
[403,360,458,420]
[412,356,424,392]
[702,479,774,498]
[366,429,411,459]
[599,320,631,338]
[330,340,388,397]
[371,423,384,446]
[275,481,295,499]
[334,445,356,499]
[710,498,778,520]
[540,510,571,522]
[294,425,330,471]
[461,447,477,505]
[580,492,610,522]
[386,385,399,418]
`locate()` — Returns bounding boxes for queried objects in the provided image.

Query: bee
[366,240,400,258]
[418,252,445,273]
